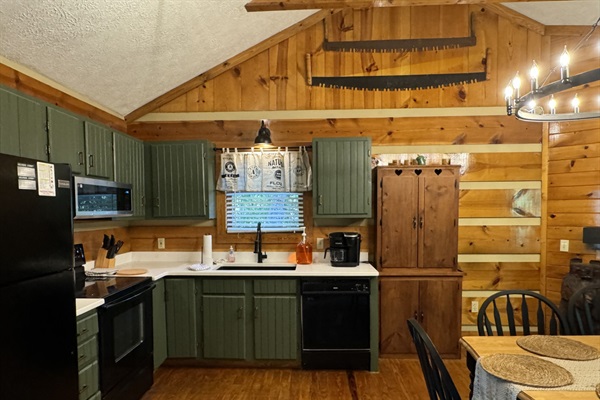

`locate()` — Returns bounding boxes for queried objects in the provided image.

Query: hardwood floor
[142,356,471,400]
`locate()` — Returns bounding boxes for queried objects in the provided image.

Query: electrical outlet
[316,238,324,250]
[157,238,166,249]
[560,239,569,252]
[471,301,479,313]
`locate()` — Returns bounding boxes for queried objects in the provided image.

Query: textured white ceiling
[0,1,597,119]
[504,0,600,26]
[0,0,314,117]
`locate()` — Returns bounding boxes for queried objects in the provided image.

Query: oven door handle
[102,283,156,310]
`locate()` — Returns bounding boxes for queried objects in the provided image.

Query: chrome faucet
[254,222,267,263]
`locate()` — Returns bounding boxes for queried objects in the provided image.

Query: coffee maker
[324,232,361,267]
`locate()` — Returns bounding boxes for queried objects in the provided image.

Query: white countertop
[75,251,378,315]
[75,298,105,316]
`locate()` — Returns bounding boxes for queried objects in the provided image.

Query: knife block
[95,248,116,269]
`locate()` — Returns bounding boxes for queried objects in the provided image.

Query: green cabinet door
[202,295,247,359]
[0,86,47,160]
[152,279,168,369]
[149,141,214,218]
[253,296,298,360]
[47,107,86,174]
[113,131,145,217]
[312,137,372,218]
[253,279,298,360]
[165,279,198,358]
[84,122,113,180]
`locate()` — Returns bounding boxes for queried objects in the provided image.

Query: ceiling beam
[125,9,332,123]
[244,0,539,12]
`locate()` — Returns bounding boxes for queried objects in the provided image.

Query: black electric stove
[75,275,153,303]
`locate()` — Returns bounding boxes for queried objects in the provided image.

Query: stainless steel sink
[216,262,297,271]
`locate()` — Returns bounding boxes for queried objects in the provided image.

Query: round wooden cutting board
[116,268,148,275]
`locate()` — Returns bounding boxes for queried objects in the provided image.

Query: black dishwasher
[301,278,370,370]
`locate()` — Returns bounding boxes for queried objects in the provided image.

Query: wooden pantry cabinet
[375,166,462,358]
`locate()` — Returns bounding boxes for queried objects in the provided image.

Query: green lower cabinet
[253,296,297,360]
[153,279,168,369]
[76,310,100,400]
[202,295,247,359]
[162,277,300,363]
[165,278,198,358]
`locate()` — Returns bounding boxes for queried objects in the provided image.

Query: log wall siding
[544,117,600,305]
[149,5,543,113]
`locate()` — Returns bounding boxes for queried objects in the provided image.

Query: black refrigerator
[0,153,79,400]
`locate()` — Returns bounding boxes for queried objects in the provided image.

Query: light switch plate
[316,238,324,250]
[471,301,479,313]
[158,238,166,249]
[560,239,569,252]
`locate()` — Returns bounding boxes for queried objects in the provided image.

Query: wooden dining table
[459,335,600,400]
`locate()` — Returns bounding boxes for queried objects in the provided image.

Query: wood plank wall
[125,5,558,334]
[542,31,600,306]
[545,118,600,304]
[138,5,533,113]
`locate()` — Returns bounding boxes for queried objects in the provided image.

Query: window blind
[226,192,304,233]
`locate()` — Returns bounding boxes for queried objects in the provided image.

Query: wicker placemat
[517,336,600,361]
[480,354,574,387]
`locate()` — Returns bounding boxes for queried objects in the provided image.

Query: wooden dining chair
[567,283,600,335]
[477,290,569,336]
[407,318,461,400]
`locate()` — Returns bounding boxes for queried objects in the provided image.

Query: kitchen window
[226,192,304,233]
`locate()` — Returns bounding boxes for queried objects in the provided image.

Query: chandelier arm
[510,68,600,122]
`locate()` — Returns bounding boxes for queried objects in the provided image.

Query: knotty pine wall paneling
[146,6,544,114]
[545,118,600,305]
[127,5,552,335]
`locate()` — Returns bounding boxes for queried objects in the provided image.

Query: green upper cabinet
[147,140,215,219]
[84,122,113,180]
[0,86,48,161]
[312,137,372,218]
[113,131,145,217]
[47,107,86,174]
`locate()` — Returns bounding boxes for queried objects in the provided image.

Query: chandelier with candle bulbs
[505,19,600,123]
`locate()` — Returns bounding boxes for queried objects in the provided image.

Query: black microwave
[73,176,133,219]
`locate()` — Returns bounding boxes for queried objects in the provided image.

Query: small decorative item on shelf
[416,155,426,165]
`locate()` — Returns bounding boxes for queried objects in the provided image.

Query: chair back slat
[535,302,544,334]
[477,290,569,336]
[407,318,461,400]
[492,300,504,336]
[506,296,517,335]
[519,295,530,335]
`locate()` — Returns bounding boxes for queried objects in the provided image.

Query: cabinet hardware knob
[318,195,323,206]
[419,216,423,229]
[77,328,88,337]
[414,311,418,319]
[79,384,88,394]
[88,154,94,168]
[78,354,86,360]
[154,197,160,207]
[420,311,424,322]
[141,196,145,207]
[78,151,84,166]
[412,217,417,229]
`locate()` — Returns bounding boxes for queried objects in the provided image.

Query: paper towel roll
[203,234,213,266]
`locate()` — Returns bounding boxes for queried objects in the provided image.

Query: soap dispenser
[296,227,313,265]
[227,245,236,263]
